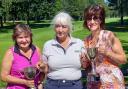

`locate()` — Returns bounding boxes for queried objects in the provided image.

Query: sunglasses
[87,16,100,21]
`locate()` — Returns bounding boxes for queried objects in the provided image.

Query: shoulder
[43,39,56,50]
[102,30,114,35]
[6,49,13,56]
[71,37,82,42]
[35,46,41,53]
[71,37,84,46]
[5,46,15,56]
[101,30,116,39]
[3,48,13,61]
[43,39,54,47]
[104,30,116,37]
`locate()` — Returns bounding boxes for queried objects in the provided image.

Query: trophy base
[87,73,100,82]
[29,87,36,89]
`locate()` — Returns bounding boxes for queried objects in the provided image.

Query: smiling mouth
[57,32,65,35]
[21,43,28,45]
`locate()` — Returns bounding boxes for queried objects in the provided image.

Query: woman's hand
[80,52,90,68]
[38,83,43,89]
[36,61,48,73]
[97,45,107,56]
[36,61,45,72]
[24,80,35,88]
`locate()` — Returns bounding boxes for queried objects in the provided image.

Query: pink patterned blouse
[84,30,125,89]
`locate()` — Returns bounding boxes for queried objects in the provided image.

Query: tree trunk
[27,12,30,25]
[120,0,124,25]
[0,16,3,28]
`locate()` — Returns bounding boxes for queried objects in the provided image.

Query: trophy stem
[91,60,96,75]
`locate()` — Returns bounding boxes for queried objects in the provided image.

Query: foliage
[107,0,128,25]
[0,0,128,26]
[0,0,4,27]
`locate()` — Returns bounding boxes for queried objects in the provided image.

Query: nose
[22,37,27,42]
[58,26,63,32]
[90,19,95,23]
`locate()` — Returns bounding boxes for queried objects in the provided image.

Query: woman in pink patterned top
[1,24,45,89]
[81,4,127,89]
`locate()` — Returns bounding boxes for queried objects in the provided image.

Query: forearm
[37,72,46,89]
[38,72,46,84]
[106,50,127,64]
[2,75,26,85]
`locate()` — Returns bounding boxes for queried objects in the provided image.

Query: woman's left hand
[97,45,108,56]
[38,83,43,89]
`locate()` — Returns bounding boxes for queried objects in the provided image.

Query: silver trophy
[24,66,37,89]
[87,47,100,81]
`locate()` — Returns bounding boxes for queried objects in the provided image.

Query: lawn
[0,18,128,87]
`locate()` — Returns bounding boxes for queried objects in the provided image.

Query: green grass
[0,18,128,87]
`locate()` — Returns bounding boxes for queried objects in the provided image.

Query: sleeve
[42,42,49,64]
[81,40,87,54]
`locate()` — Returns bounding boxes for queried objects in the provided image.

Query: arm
[80,52,91,69]
[80,41,91,69]
[36,46,48,89]
[98,32,127,65]
[1,49,34,87]
[36,46,48,73]
[106,33,127,64]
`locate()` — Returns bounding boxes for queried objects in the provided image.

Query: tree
[2,0,14,23]
[108,0,128,25]
[9,2,19,23]
[0,0,3,27]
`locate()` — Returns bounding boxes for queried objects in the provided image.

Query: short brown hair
[83,4,105,30]
[12,24,33,45]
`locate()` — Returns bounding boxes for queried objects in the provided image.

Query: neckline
[87,30,101,48]
[14,45,36,64]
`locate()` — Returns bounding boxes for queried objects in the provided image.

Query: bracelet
[38,81,44,85]
[106,51,112,59]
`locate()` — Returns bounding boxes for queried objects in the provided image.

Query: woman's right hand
[80,52,90,68]
[36,61,48,73]
[24,80,35,88]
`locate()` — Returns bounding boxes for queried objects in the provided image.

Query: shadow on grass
[119,39,128,76]
[29,23,50,29]
[121,40,128,54]
[0,21,51,33]
[106,19,128,32]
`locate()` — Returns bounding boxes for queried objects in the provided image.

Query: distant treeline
[0,0,128,27]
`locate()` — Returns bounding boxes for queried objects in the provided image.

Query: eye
[87,17,92,21]
[55,24,61,28]
[62,25,68,28]
[93,16,99,21]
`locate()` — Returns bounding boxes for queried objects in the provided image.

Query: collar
[51,37,77,47]
[14,44,36,55]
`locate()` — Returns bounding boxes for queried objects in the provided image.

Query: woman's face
[16,32,31,49]
[55,24,69,40]
[87,16,101,32]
